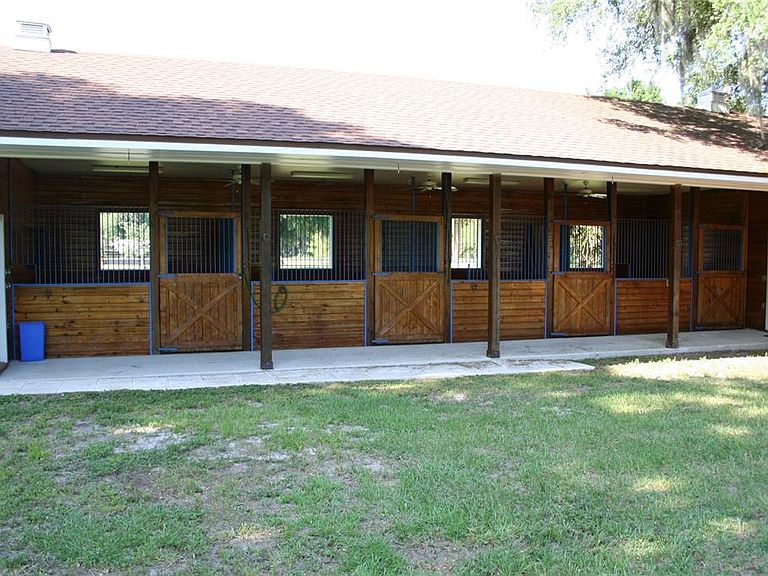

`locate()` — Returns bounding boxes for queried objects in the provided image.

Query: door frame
[371,213,446,344]
[157,210,243,352]
[694,223,747,329]
[551,217,614,336]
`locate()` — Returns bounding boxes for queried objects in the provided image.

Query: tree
[603,79,663,102]
[530,0,767,139]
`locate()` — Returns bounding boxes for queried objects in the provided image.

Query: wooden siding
[616,279,692,334]
[13,285,150,357]
[746,191,768,330]
[253,282,365,349]
[36,174,148,206]
[699,189,745,225]
[451,281,545,342]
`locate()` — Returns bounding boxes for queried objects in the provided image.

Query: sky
[1,0,679,102]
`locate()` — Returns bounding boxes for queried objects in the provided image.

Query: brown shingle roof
[1,46,766,175]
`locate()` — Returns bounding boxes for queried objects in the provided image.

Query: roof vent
[14,21,52,53]
[696,88,728,114]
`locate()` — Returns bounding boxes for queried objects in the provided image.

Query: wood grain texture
[253,282,365,349]
[451,281,546,342]
[374,273,444,343]
[487,174,501,357]
[696,272,746,328]
[667,184,682,348]
[14,285,150,357]
[159,274,242,352]
[552,272,612,335]
[616,279,692,334]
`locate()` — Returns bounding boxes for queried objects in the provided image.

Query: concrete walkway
[1,329,766,396]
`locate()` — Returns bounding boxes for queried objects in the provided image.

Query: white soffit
[1,136,767,191]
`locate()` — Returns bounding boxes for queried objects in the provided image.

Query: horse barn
[0,24,767,370]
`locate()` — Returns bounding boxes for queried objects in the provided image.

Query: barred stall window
[616,218,693,279]
[99,212,150,272]
[451,214,545,281]
[279,214,332,270]
[559,224,605,271]
[265,210,364,281]
[502,215,546,280]
[13,206,150,284]
[702,228,742,271]
[381,220,439,273]
[165,216,236,274]
[451,217,482,269]
[617,218,667,278]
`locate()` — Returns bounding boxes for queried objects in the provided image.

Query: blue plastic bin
[18,321,45,362]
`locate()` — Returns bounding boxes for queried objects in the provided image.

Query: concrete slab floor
[0,329,766,396]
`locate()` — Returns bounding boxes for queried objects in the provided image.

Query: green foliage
[604,78,664,102]
[531,0,768,133]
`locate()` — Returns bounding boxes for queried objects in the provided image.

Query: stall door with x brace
[158,213,242,352]
[373,215,445,344]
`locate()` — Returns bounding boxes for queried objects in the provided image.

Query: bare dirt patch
[400,539,481,573]
[112,425,189,453]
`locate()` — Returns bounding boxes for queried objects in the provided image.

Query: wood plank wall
[252,282,365,349]
[746,191,768,329]
[616,279,692,334]
[13,285,150,357]
[13,171,761,356]
[451,281,546,342]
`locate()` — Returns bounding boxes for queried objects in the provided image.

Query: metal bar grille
[502,215,546,280]
[702,228,742,271]
[166,216,235,274]
[381,219,439,273]
[616,218,668,278]
[559,224,605,272]
[251,209,364,281]
[616,218,693,278]
[13,206,150,284]
[451,214,545,281]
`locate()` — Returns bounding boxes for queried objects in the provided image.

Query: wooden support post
[487,173,501,358]
[544,177,555,338]
[442,172,452,343]
[240,164,252,351]
[740,191,749,328]
[364,169,375,346]
[259,163,273,369]
[149,161,160,354]
[666,183,682,348]
[608,181,618,335]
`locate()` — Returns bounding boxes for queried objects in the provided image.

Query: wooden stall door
[158,214,242,352]
[552,223,612,336]
[373,216,445,343]
[696,226,746,329]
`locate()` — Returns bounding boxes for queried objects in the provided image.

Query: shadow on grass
[1,355,767,573]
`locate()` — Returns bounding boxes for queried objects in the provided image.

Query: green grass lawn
[1,354,767,575]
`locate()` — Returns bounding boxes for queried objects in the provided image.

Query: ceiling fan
[570,180,607,199]
[417,174,457,193]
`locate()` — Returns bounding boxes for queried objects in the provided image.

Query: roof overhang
[1,136,767,191]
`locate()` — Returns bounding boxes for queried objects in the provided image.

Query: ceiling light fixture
[290,171,354,180]
[462,177,520,186]
[91,164,162,174]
